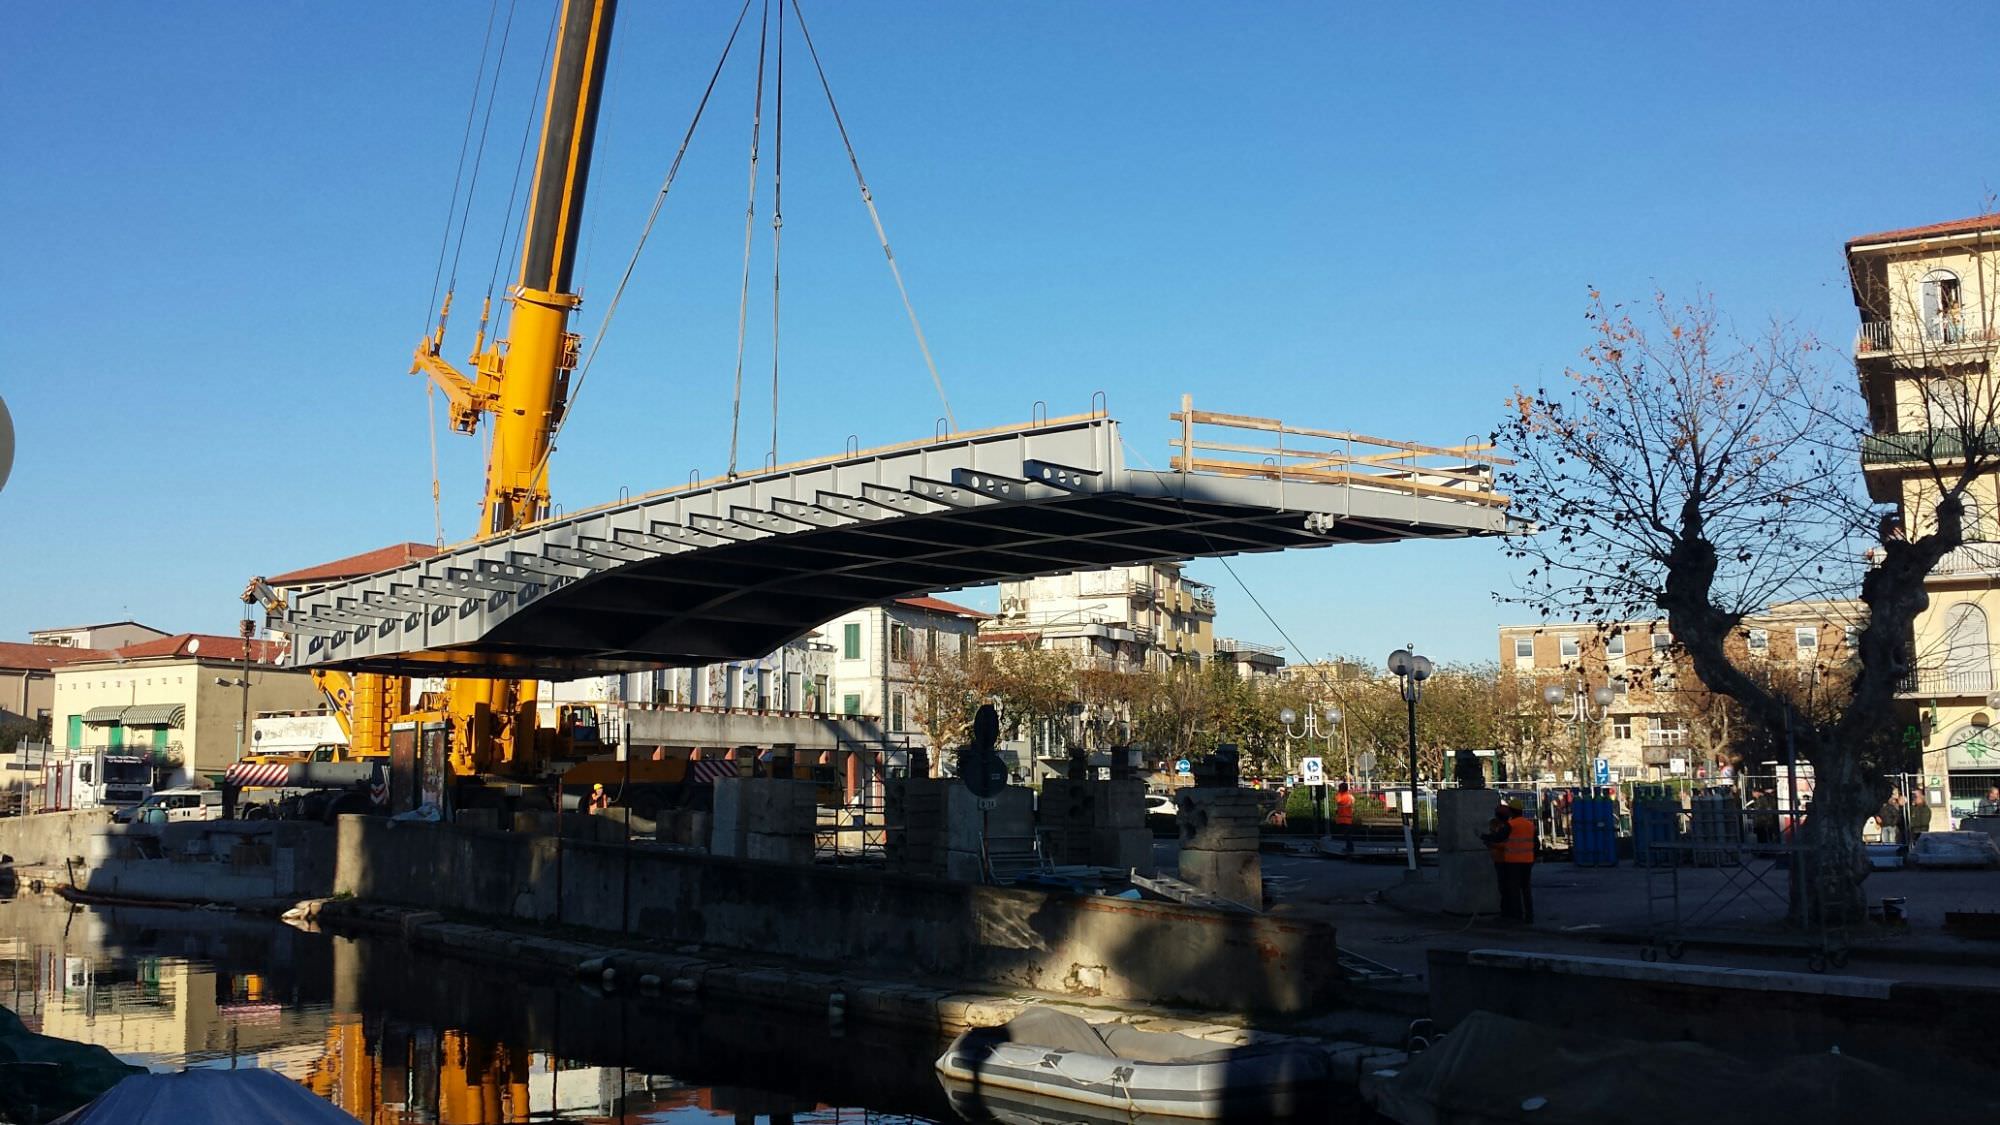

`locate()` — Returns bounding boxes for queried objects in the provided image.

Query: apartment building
[1848,213,2000,819]
[983,562,1216,672]
[1498,600,1860,779]
[825,596,989,746]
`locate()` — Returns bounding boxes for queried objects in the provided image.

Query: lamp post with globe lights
[1281,703,1342,834]
[1544,679,1619,794]
[1388,647,1434,872]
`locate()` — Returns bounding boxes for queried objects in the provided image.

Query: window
[1559,635,1580,659]
[1606,634,1625,659]
[1747,628,1768,654]
[891,692,907,733]
[1651,633,1672,655]
[813,675,830,712]
[890,624,912,662]
[927,629,939,660]
[842,693,862,717]
[1794,627,1819,656]
[1513,636,1534,660]
[1612,677,1628,697]
[1844,625,1860,651]
[1921,269,1963,343]
[959,633,972,659]
[843,622,861,660]
[1612,716,1632,740]
[1650,716,1689,747]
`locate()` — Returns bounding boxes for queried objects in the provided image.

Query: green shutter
[843,694,862,717]
[108,725,124,749]
[844,623,861,660]
[67,715,82,749]
[152,728,168,750]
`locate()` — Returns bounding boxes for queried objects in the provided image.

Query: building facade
[1848,213,2000,821]
[983,562,1216,672]
[52,634,321,784]
[1,641,108,736]
[1498,601,1861,780]
[1212,637,1286,679]
[28,621,167,650]
[825,596,988,747]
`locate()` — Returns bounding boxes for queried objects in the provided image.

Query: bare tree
[1499,287,2000,919]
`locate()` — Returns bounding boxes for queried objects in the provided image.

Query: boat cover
[0,1004,143,1124]
[1375,1011,1996,1124]
[50,1068,361,1124]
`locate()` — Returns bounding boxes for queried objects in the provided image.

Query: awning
[81,705,128,725]
[120,703,185,729]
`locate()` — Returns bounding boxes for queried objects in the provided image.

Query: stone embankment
[304,896,1413,1092]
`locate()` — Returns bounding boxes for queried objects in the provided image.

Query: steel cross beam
[280,415,1510,678]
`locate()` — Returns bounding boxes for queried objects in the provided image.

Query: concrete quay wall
[0,808,111,865]
[334,816,1341,1015]
[1428,947,2000,1073]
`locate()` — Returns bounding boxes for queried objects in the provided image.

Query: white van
[115,788,224,824]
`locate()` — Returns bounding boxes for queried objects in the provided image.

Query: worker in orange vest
[1334,781,1357,853]
[1482,799,1537,922]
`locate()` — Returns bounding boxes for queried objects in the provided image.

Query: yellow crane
[245,0,617,796]
[405,0,617,783]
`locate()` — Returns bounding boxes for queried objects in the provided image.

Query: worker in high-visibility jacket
[1334,781,1357,853]
[1481,799,1537,922]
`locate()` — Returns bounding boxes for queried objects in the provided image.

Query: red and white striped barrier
[225,762,293,788]
[688,759,739,786]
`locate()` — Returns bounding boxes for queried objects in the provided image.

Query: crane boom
[410,0,620,782]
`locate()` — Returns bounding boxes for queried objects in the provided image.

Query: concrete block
[455,808,501,832]
[1437,788,1502,854]
[1438,851,1501,915]
[744,832,813,865]
[1177,847,1261,909]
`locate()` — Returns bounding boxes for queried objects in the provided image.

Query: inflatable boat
[934,1006,1331,1120]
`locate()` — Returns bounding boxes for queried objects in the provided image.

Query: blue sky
[4,1,1998,667]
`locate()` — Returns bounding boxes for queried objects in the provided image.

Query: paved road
[1159,840,2000,988]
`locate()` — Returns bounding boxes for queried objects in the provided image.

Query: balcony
[1897,665,1994,698]
[1645,730,1690,748]
[1855,317,1994,359]
[1859,427,2000,467]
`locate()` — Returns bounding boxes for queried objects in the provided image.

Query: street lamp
[1387,646,1434,872]
[1544,678,1618,792]
[1280,703,1342,835]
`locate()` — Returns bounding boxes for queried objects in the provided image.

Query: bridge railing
[1168,398,1511,507]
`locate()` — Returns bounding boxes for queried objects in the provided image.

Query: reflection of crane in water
[305,1019,532,1124]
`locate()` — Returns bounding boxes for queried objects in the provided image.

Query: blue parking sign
[1592,757,1611,786]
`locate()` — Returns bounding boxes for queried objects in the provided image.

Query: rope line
[488,0,562,312]
[424,0,503,339]
[538,0,758,484]
[789,0,955,431]
[443,0,523,323]
[768,0,785,467]
[727,0,773,476]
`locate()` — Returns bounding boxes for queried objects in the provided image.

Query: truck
[42,750,153,813]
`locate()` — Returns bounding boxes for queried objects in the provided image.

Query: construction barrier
[1571,792,1620,866]
[1630,785,1681,867]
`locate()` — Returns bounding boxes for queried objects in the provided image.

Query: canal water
[0,896,960,1123]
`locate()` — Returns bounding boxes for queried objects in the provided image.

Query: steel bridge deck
[280,415,1509,678]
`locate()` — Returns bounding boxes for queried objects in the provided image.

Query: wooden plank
[1169,409,1515,466]
[1169,438,1498,486]
[1170,455,1511,507]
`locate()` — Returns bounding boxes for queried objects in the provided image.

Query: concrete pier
[886,778,1034,882]
[1436,788,1500,915]
[1176,787,1263,909]
[1039,779,1153,874]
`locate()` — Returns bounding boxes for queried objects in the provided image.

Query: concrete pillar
[1175,787,1262,909]
[1437,787,1501,915]
[886,777,1034,881]
[1039,779,1153,874]
[708,777,817,863]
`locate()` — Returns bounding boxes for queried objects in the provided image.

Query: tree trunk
[1798,746,1871,927]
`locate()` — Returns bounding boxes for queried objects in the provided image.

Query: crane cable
[789,0,956,432]
[538,0,758,493]
[486,1,562,318]
[726,0,773,478]
[423,0,504,339]
[768,0,785,468]
[441,0,525,333]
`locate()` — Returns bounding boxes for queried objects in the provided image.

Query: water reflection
[0,898,949,1123]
